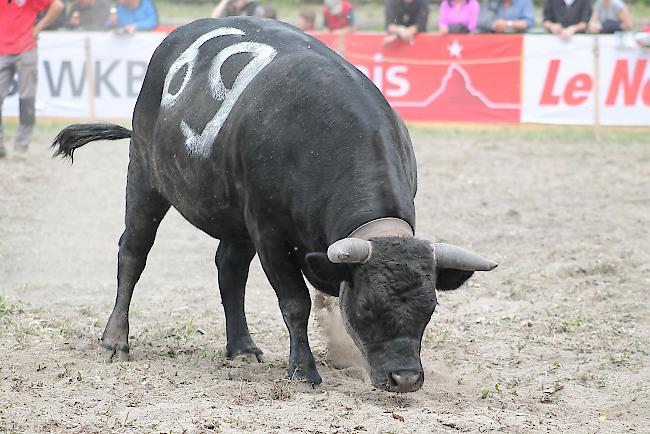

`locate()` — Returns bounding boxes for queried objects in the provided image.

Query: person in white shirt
[588,0,632,33]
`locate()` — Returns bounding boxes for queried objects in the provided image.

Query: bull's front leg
[256,244,322,385]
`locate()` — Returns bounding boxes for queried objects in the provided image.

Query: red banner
[314,33,523,123]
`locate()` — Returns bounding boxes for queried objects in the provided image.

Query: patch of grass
[600,351,635,369]
[269,378,295,400]
[559,262,619,278]
[162,315,200,340]
[547,317,584,334]
[411,123,650,144]
[423,327,451,348]
[0,295,22,317]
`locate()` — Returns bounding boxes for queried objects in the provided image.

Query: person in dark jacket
[384,0,430,46]
[68,0,110,30]
[211,0,265,18]
[543,0,591,40]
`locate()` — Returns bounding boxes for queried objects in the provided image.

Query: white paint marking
[161,27,278,158]
[161,27,245,110]
[182,42,277,157]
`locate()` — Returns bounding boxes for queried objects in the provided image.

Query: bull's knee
[281,298,311,327]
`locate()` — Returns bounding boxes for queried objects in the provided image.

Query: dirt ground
[1,125,649,434]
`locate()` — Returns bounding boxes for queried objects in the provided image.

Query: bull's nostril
[389,370,422,388]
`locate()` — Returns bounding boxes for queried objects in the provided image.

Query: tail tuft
[52,123,132,163]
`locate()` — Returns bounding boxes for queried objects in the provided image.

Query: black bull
[52,17,497,393]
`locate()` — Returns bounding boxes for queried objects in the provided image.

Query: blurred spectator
[211,0,265,18]
[298,9,316,31]
[384,0,430,45]
[438,0,480,34]
[0,0,64,159]
[68,0,111,30]
[636,30,650,47]
[323,0,355,33]
[40,5,68,30]
[264,7,277,19]
[477,0,534,33]
[543,0,591,39]
[108,0,159,33]
[588,0,632,33]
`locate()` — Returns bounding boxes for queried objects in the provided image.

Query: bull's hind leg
[215,240,263,361]
[255,244,322,385]
[100,161,170,362]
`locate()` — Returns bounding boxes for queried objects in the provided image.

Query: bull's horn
[432,243,498,271]
[327,238,373,264]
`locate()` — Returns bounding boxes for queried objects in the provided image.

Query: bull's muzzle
[386,369,424,393]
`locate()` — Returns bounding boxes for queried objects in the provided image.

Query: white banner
[4,32,165,119]
[522,34,650,126]
[521,35,595,125]
[598,35,650,126]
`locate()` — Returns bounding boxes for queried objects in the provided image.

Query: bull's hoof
[99,341,129,363]
[288,365,322,385]
[226,343,264,363]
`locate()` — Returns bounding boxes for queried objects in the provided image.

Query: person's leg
[14,48,38,154]
[0,54,17,158]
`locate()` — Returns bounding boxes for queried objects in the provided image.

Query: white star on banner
[447,40,463,58]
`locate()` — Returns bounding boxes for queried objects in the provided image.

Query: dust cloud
[313,293,364,371]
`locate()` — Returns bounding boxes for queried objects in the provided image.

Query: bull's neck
[349,218,414,240]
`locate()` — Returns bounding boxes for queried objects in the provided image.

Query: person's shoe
[12,147,29,161]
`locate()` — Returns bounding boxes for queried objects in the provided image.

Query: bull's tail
[52,123,132,162]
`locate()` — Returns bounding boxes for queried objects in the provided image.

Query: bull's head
[306,237,496,393]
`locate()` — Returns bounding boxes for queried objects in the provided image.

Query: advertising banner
[521,34,650,126]
[341,33,522,123]
[3,32,165,119]
[598,35,650,126]
[3,32,649,126]
[521,35,595,125]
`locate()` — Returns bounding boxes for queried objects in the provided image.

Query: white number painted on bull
[182,42,277,157]
[161,28,244,109]
[161,28,277,158]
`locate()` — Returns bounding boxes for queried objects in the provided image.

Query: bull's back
[130,17,412,242]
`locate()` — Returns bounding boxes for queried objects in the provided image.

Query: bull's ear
[305,252,352,288]
[436,269,474,291]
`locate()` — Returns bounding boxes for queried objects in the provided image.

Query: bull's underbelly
[170,194,247,240]
[149,159,249,241]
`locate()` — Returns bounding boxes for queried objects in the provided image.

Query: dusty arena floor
[1,123,649,433]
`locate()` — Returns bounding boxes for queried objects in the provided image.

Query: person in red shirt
[0,0,64,159]
[323,0,355,34]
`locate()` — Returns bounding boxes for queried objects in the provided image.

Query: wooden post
[593,36,600,139]
[338,32,346,57]
[85,36,96,119]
